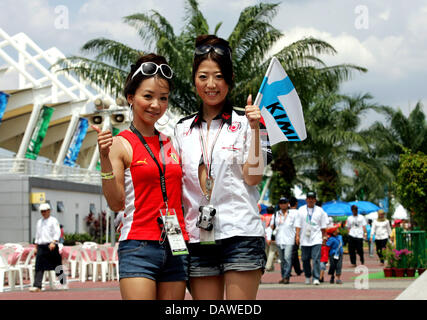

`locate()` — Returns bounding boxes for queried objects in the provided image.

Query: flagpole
[254,57,276,107]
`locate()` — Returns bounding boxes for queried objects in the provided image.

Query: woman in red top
[93,54,188,300]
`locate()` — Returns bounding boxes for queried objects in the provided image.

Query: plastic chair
[80,246,108,282]
[94,246,109,282]
[108,244,119,281]
[0,248,24,291]
[82,242,98,249]
[17,247,36,284]
[66,245,82,279]
[0,248,15,292]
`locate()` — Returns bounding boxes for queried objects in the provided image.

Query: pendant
[205,177,213,193]
[205,177,214,201]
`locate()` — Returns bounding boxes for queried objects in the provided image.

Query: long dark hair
[123,53,173,104]
[192,35,234,89]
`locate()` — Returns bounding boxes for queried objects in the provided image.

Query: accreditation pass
[160,209,189,255]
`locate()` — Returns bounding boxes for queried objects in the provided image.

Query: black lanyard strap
[129,123,168,208]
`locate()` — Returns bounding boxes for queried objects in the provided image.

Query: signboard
[30,192,46,204]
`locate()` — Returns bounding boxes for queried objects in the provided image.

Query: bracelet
[101,171,115,180]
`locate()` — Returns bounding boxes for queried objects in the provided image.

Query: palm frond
[80,38,142,68]
[183,0,210,36]
[123,11,175,54]
[54,56,127,97]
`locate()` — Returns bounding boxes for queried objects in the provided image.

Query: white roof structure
[0,28,181,184]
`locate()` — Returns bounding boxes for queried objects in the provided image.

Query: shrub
[63,233,93,245]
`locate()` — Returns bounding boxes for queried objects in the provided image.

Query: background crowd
[262,191,400,285]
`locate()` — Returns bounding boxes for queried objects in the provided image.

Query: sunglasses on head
[194,44,231,59]
[131,62,173,80]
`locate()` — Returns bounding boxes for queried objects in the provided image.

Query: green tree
[369,102,427,174]
[395,150,427,230]
[56,0,365,116]
[290,92,387,203]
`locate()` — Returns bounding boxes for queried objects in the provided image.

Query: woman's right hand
[92,125,113,159]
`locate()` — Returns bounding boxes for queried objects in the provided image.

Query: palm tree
[369,102,427,174]
[290,92,389,202]
[56,0,365,115]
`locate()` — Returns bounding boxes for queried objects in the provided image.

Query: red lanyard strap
[198,120,225,178]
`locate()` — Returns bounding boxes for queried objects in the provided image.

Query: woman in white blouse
[370,209,392,265]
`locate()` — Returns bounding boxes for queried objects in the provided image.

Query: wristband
[101,171,115,180]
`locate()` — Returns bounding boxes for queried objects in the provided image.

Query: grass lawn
[352,270,421,280]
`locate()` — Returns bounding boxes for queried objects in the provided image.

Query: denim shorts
[320,261,327,271]
[187,236,266,277]
[118,240,188,282]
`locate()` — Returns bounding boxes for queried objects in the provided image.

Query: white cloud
[378,9,391,21]
[271,27,376,70]
[0,0,426,115]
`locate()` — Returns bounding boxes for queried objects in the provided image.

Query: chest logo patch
[228,121,241,133]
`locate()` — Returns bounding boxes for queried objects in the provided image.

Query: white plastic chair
[0,248,24,291]
[82,242,98,249]
[94,246,109,282]
[17,247,36,284]
[0,248,15,292]
[80,245,109,282]
[3,243,24,251]
[42,270,58,289]
[108,244,119,281]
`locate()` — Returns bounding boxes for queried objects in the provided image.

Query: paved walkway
[0,249,417,300]
[257,250,412,300]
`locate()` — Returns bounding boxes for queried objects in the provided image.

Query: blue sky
[1,0,426,124]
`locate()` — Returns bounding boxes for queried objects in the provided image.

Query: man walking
[295,192,328,285]
[346,205,367,267]
[289,197,302,276]
[29,203,68,292]
[274,197,298,284]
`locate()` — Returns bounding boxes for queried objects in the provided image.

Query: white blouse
[371,219,392,240]
[174,109,271,243]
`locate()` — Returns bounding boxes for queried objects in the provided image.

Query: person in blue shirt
[326,225,344,284]
[366,219,375,257]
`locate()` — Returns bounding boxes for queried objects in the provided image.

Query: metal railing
[396,228,426,268]
[0,158,101,185]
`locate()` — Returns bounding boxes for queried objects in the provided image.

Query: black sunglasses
[194,44,231,59]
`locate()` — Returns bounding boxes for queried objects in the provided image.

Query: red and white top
[117,129,188,241]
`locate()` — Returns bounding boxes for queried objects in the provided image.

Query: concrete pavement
[0,248,419,300]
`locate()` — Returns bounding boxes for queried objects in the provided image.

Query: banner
[64,117,89,167]
[0,91,9,124]
[25,106,55,160]
[255,57,307,145]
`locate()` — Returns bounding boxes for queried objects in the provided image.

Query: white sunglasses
[131,62,173,80]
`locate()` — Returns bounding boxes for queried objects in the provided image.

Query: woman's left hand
[245,94,261,129]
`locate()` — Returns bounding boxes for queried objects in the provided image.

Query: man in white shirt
[265,206,279,272]
[346,205,367,267]
[274,197,298,284]
[295,192,328,285]
[29,203,68,292]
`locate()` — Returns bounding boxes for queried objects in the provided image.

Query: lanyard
[198,120,225,178]
[129,123,168,208]
[306,207,314,223]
